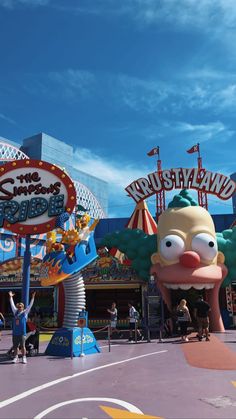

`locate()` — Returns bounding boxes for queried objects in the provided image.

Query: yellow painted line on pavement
[100,405,163,418]
[232,381,236,388]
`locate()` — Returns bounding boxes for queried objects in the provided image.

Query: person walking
[176,299,191,342]
[9,291,36,364]
[107,302,123,338]
[127,302,143,343]
[194,295,211,341]
[0,312,5,340]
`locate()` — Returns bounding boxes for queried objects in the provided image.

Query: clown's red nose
[179,251,201,268]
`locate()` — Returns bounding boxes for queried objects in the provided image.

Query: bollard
[108,324,111,352]
[80,327,85,357]
[159,328,163,343]
[135,321,137,344]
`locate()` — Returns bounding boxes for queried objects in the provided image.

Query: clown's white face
[151,206,227,332]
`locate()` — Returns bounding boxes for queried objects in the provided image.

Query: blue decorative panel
[45,327,100,357]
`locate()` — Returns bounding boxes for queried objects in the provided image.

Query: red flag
[187,144,199,154]
[147,146,159,157]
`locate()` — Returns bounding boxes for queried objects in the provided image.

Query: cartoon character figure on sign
[97,247,113,276]
[40,208,99,330]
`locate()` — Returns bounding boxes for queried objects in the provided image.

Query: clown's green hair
[168,189,198,208]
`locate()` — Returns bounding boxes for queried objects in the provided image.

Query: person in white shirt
[127,302,143,342]
[107,302,123,339]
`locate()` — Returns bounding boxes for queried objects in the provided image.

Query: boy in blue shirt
[9,291,36,364]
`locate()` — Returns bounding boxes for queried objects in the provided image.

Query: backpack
[133,310,140,320]
[177,309,184,318]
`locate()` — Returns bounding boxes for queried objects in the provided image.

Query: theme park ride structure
[102,190,236,332]
[40,212,100,356]
[0,158,77,307]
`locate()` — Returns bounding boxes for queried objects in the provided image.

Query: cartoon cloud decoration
[101,228,156,280]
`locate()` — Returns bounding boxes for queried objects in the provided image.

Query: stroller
[7,323,40,358]
[25,329,40,356]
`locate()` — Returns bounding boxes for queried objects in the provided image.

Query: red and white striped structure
[127,200,157,233]
[110,200,157,263]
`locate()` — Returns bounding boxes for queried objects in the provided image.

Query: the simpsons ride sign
[0,159,76,235]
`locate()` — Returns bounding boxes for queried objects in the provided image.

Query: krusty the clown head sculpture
[102,190,236,332]
[151,190,227,331]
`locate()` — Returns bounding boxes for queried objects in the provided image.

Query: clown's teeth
[177,284,192,290]
[163,283,214,290]
[164,284,179,289]
[204,283,214,290]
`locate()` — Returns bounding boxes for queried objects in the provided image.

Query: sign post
[146,295,163,343]
[78,317,86,357]
[22,234,31,307]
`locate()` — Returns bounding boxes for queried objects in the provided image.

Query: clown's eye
[160,235,185,260]
[191,233,217,261]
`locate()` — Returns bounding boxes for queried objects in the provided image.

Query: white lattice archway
[74,180,106,219]
[0,141,29,162]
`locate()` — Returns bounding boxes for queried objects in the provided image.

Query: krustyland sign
[0,159,77,234]
[125,168,236,203]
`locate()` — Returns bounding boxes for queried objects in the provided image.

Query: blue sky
[0,0,236,218]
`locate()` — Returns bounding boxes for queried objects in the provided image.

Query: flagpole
[197,142,200,159]
[147,146,165,219]
[197,142,202,169]
[156,147,165,220]
[196,142,208,210]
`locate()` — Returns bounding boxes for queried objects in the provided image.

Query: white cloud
[4,0,236,40]
[73,147,149,217]
[216,84,236,108]
[186,68,236,81]
[25,67,236,118]
[175,121,234,143]
[116,74,170,113]
[60,0,236,32]
[0,112,16,125]
[0,0,49,8]
[48,69,95,100]
[74,146,146,189]
[113,74,236,116]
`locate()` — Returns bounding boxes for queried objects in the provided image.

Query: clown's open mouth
[152,261,227,331]
[159,281,216,311]
[159,280,220,331]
